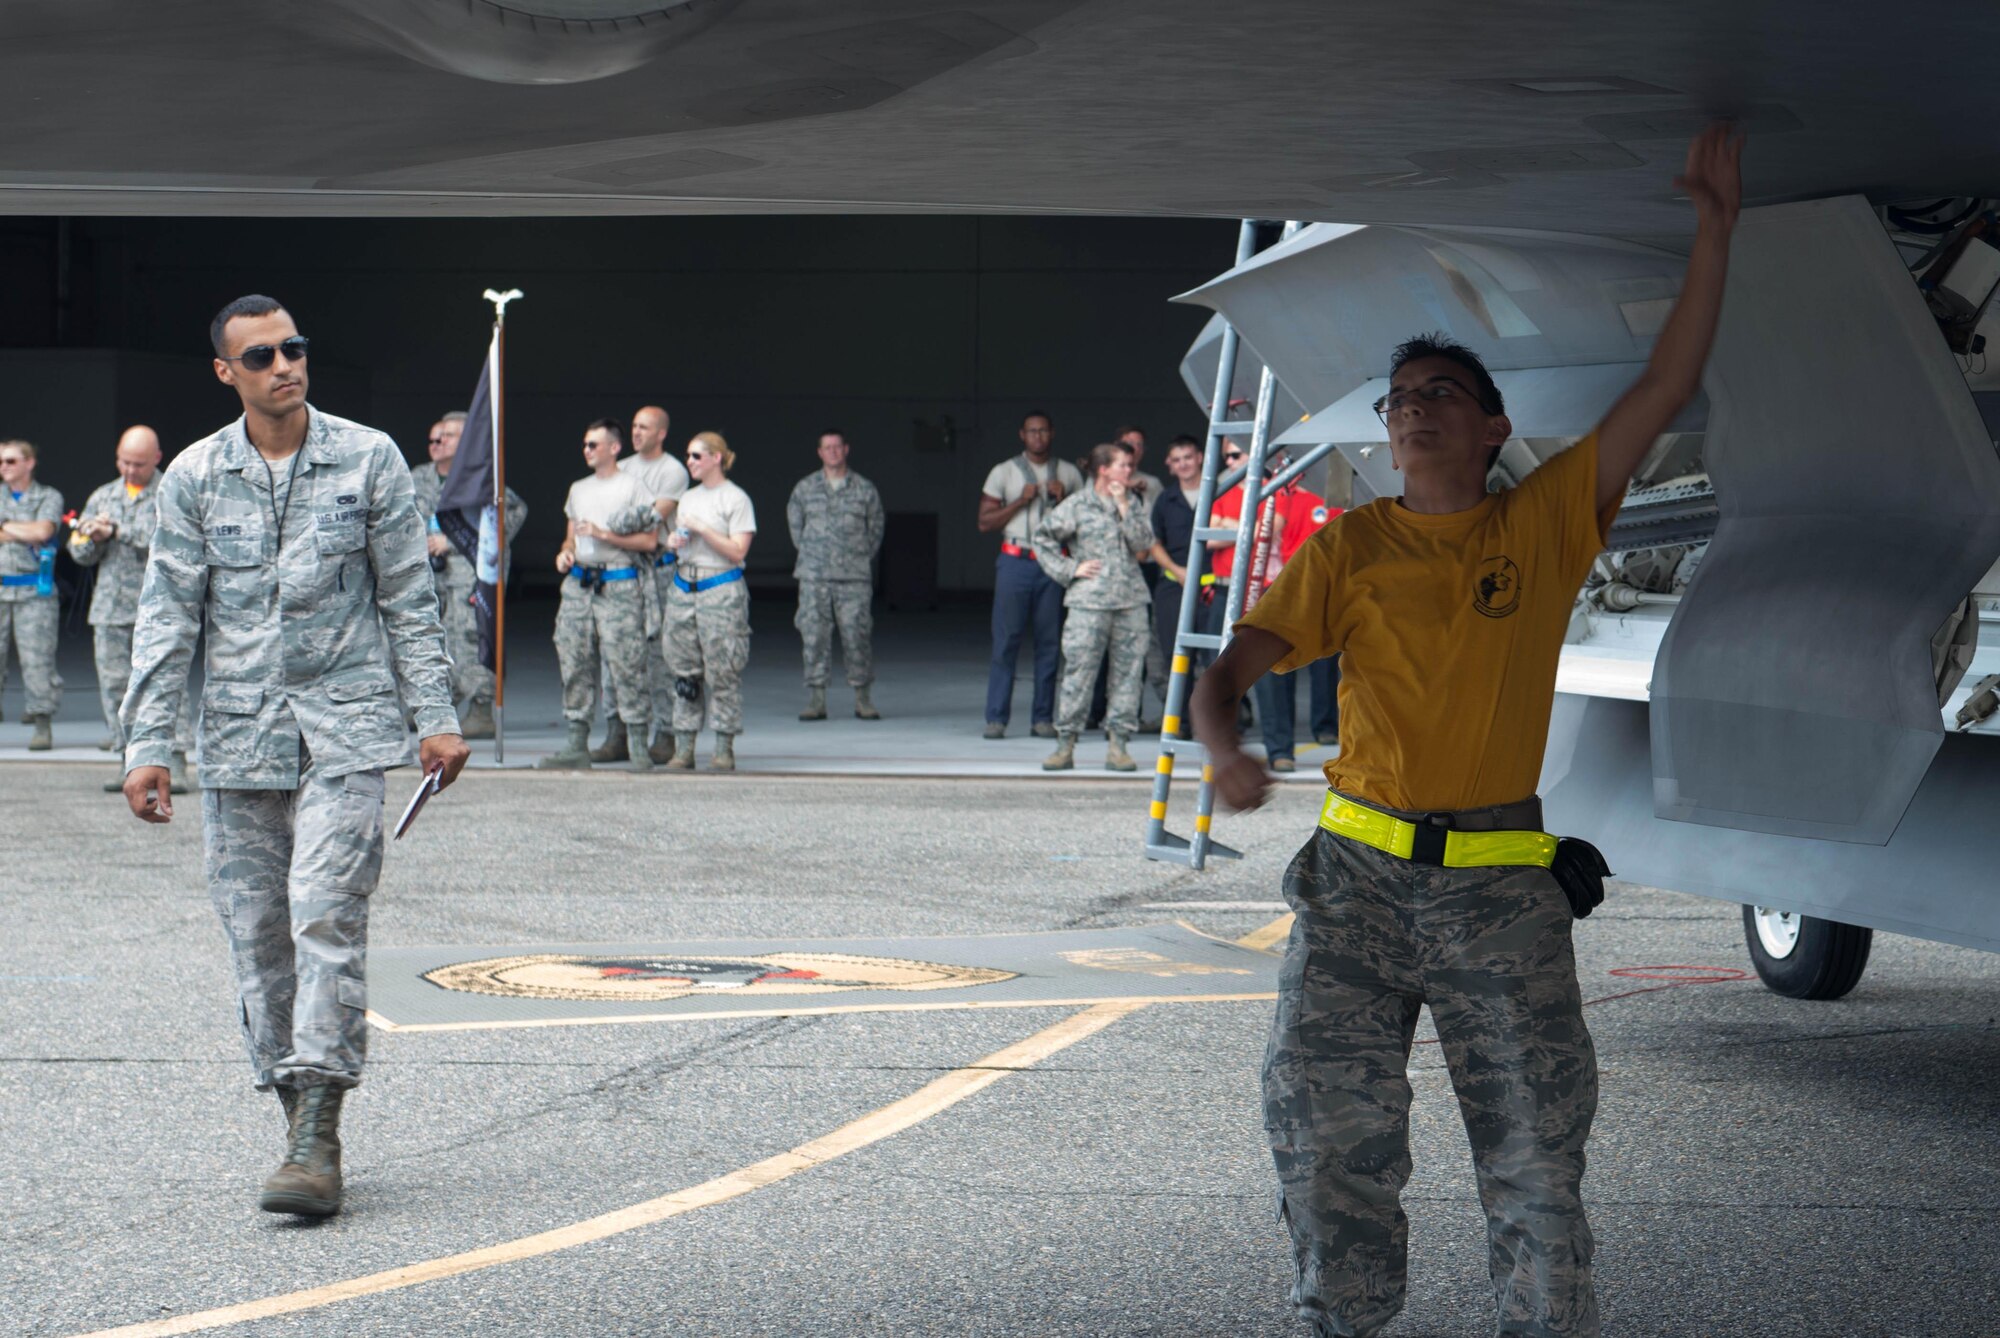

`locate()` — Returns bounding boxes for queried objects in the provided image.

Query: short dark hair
[209,294,287,357]
[1022,410,1053,429]
[1114,424,1145,441]
[1389,331,1506,470]
[818,429,848,445]
[1167,433,1203,451]
[587,416,624,444]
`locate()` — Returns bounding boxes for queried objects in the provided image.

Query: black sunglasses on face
[221,336,310,372]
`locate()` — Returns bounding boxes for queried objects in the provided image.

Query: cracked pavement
[6,766,2000,1336]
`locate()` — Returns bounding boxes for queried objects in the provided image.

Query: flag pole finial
[483,287,524,322]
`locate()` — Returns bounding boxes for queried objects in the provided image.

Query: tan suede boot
[1042,734,1076,771]
[710,733,737,772]
[1104,731,1136,772]
[666,732,698,770]
[259,1084,345,1217]
[853,685,881,720]
[588,720,629,763]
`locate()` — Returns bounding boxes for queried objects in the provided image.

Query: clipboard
[394,767,443,840]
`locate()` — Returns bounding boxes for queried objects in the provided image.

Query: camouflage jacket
[410,461,528,588]
[787,470,884,581]
[1034,487,1155,610]
[68,475,163,625]
[0,480,62,603]
[123,406,456,787]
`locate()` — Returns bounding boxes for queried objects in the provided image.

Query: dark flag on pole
[434,327,501,671]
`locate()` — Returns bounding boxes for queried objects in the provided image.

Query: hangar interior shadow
[0,214,1234,603]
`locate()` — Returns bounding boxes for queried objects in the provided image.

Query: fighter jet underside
[15,0,2000,994]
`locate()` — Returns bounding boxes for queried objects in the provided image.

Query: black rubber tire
[1741,905,1873,1000]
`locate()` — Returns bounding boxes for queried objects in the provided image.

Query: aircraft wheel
[1741,905,1872,1000]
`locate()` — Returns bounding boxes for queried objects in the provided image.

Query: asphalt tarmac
[8,766,2000,1337]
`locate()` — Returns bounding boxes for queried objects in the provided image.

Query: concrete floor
[7,762,2000,1337]
[0,598,1332,782]
[8,596,2000,1335]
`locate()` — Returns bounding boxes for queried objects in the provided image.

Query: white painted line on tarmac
[1139,901,1290,911]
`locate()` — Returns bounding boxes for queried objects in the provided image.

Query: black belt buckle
[1409,812,1453,865]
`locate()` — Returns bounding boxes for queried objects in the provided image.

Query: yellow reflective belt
[1317,793,1557,868]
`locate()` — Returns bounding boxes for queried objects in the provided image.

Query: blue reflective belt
[654,551,677,568]
[673,568,745,594]
[0,574,44,588]
[570,566,641,582]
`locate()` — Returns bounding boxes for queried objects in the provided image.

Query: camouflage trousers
[555,577,650,732]
[1055,604,1148,737]
[664,573,750,734]
[604,563,675,734]
[201,761,386,1091]
[795,577,873,688]
[433,569,493,705]
[1268,827,1597,1337]
[93,622,194,751]
[0,596,61,717]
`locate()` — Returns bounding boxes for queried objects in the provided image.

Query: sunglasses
[221,336,310,372]
[1223,450,1246,461]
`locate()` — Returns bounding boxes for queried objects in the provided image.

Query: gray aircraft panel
[1178,312,1308,435]
[1649,196,2000,844]
[9,4,2000,223]
[1544,694,2000,953]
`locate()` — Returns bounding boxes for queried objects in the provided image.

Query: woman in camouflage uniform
[1034,440,1158,771]
[662,431,758,771]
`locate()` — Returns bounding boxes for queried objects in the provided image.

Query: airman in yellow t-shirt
[1192,125,1744,1338]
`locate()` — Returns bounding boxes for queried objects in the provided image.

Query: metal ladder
[1144,218,1343,870]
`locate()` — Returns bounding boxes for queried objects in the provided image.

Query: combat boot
[798,687,827,721]
[1104,731,1136,772]
[168,751,191,795]
[710,733,737,772]
[260,1083,345,1217]
[589,720,629,763]
[458,696,496,740]
[648,726,676,766]
[665,732,697,770]
[1042,733,1076,771]
[26,714,51,751]
[854,685,880,720]
[537,721,593,770]
[628,726,655,773]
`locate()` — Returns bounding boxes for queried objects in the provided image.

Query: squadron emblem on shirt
[1474,556,1522,619]
[422,952,1017,1002]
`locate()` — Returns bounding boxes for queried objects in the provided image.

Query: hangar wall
[0,216,1232,596]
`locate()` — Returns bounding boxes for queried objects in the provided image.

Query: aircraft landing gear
[1741,905,1873,999]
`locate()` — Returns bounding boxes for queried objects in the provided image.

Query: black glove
[1550,838,1612,919]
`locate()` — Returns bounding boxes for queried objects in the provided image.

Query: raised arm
[1596,124,1743,511]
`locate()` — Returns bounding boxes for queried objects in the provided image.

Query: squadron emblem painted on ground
[424,952,1017,1002]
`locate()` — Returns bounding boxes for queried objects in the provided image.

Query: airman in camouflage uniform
[410,412,528,738]
[541,419,657,771]
[68,426,195,788]
[787,432,884,721]
[662,431,757,771]
[1034,442,1155,770]
[0,440,63,749]
[122,295,466,1219]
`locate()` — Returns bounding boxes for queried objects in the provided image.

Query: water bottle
[34,544,54,597]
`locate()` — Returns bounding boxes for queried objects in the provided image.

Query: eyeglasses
[220,337,310,372]
[1373,377,1484,422]
[1222,450,1246,462]
[0,456,23,467]
[427,436,448,446]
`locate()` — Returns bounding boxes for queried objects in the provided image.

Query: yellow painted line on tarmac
[71,1002,1147,1338]
[1235,912,1294,954]
[366,992,1274,1035]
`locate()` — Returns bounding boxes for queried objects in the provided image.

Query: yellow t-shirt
[1236,435,1617,812]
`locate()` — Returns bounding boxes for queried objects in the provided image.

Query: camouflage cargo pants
[604,562,675,733]
[0,596,61,717]
[1055,604,1148,737]
[94,622,194,751]
[201,761,386,1091]
[433,567,492,705]
[1268,827,1597,1337]
[795,577,873,688]
[555,577,649,732]
[664,574,750,734]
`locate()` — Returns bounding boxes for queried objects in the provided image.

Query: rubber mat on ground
[368,922,1280,1029]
